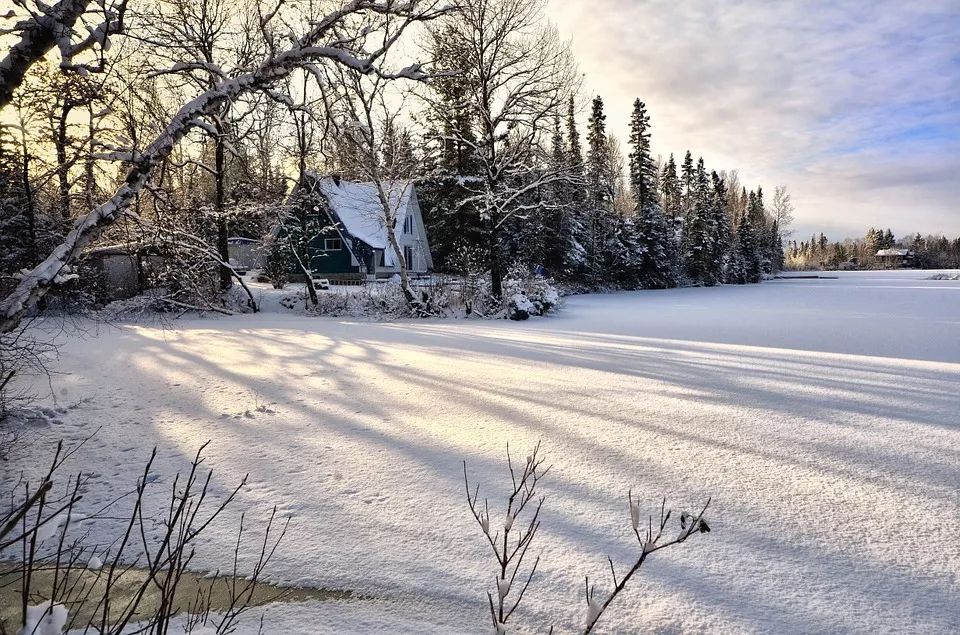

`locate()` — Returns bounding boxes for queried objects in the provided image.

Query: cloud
[547,0,960,239]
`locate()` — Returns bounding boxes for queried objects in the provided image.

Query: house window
[324,238,343,251]
[403,215,413,235]
[404,246,414,269]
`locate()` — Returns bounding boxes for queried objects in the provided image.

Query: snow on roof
[876,249,912,257]
[304,174,414,255]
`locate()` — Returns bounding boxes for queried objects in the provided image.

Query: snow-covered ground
[5,270,960,633]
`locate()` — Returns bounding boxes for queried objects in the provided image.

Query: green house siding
[305,228,360,275]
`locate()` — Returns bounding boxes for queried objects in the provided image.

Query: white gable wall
[394,188,433,273]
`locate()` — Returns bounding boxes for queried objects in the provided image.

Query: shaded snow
[5,270,960,633]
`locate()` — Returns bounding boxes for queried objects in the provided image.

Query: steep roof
[302,173,415,266]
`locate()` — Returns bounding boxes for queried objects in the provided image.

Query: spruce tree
[736,204,762,283]
[627,99,656,209]
[711,171,732,282]
[684,157,716,285]
[585,95,614,283]
[586,96,612,211]
[770,220,785,273]
[627,98,677,288]
[660,154,681,222]
[561,98,589,280]
[680,150,695,218]
[0,126,35,286]
[566,95,584,177]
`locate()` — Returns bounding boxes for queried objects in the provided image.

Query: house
[875,248,915,268]
[284,173,433,281]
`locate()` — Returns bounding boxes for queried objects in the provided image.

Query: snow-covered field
[5,270,960,633]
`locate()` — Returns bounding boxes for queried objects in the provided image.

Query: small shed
[227,237,264,270]
[88,246,140,300]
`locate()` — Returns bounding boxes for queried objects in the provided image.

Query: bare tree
[271,65,335,307]
[327,62,425,310]
[135,0,269,290]
[423,0,579,297]
[771,184,795,239]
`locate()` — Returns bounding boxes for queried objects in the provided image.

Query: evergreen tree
[660,154,681,222]
[586,96,612,211]
[627,98,677,288]
[684,158,716,285]
[680,150,695,218]
[747,188,773,273]
[736,204,762,283]
[710,171,732,282]
[566,95,584,177]
[0,127,31,288]
[585,95,615,283]
[627,99,656,209]
[770,220,785,273]
[541,114,586,279]
[561,102,590,280]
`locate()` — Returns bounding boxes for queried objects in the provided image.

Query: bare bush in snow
[463,442,712,633]
[463,442,550,634]
[0,439,287,634]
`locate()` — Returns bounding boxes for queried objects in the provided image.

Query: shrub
[502,263,561,320]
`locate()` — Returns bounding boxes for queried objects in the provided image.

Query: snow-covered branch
[0,0,129,105]
[464,441,551,634]
[0,0,93,106]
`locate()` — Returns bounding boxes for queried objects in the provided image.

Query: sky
[547,0,960,241]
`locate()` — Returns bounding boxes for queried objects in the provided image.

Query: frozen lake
[5,270,960,632]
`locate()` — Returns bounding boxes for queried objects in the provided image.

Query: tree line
[0,0,794,331]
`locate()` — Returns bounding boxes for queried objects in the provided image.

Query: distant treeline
[786,228,960,270]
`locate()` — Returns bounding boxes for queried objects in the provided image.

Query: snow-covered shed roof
[876,249,912,257]
[303,173,415,253]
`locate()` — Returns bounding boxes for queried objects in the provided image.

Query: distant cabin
[285,173,433,281]
[875,248,915,268]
